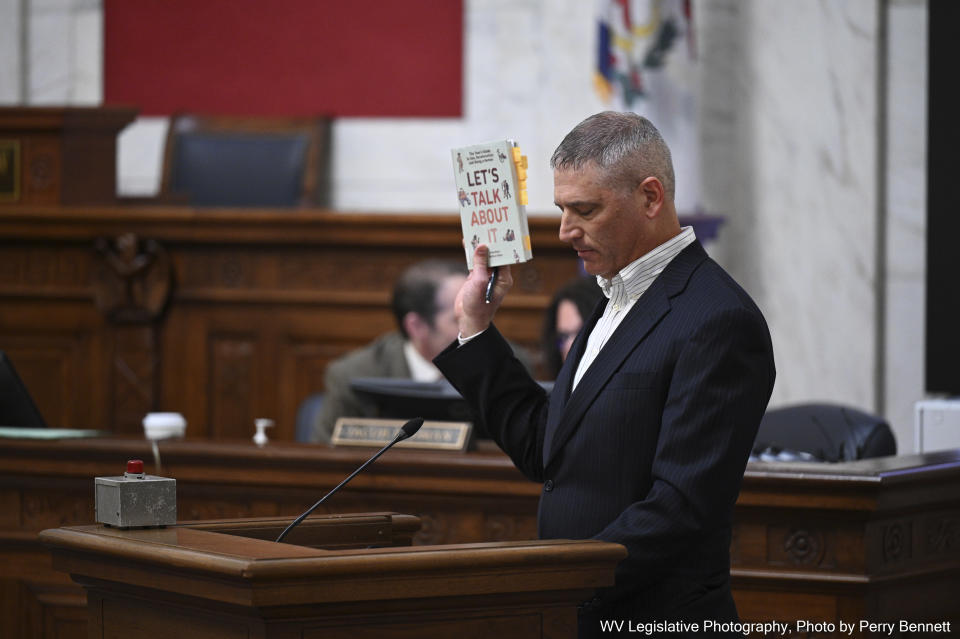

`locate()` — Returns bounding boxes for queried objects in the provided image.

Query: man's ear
[637,176,665,219]
[402,312,428,343]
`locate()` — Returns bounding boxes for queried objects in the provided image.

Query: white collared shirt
[571,227,696,391]
[404,340,444,382]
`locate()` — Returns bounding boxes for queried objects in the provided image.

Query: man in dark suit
[434,112,776,636]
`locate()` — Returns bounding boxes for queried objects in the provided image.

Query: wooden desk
[734,451,960,634]
[3,437,960,638]
[1,436,541,639]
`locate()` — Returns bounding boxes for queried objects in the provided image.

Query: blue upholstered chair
[160,114,331,208]
[294,392,325,443]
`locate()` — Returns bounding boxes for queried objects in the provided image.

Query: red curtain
[104,0,463,117]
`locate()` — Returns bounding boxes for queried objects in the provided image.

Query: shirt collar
[597,226,697,300]
[403,340,443,382]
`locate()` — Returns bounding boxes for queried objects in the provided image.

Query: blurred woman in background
[540,277,604,379]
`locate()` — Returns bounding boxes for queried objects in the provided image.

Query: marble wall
[699,0,881,410]
[697,0,928,451]
[8,0,101,104]
[884,0,927,452]
[0,0,23,103]
[0,0,930,452]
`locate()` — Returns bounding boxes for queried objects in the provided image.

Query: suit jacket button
[544,479,554,492]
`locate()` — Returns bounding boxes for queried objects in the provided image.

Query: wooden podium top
[39,513,626,638]
[40,516,625,605]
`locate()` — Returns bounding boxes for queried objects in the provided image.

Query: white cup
[142,412,187,440]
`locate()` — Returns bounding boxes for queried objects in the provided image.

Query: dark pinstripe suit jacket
[435,241,776,622]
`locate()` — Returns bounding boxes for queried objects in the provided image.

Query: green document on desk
[0,427,105,439]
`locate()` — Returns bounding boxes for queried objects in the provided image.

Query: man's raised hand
[455,244,513,337]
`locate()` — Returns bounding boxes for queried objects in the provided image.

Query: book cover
[451,139,533,269]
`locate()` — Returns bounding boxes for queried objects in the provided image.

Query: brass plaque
[332,417,473,452]
[0,140,20,201]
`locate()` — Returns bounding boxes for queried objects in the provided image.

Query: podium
[0,106,137,206]
[40,513,625,638]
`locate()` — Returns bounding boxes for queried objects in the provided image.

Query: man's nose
[558,211,580,242]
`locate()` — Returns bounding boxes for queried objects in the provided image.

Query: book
[451,139,533,269]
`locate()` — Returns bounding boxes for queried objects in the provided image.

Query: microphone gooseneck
[275,417,424,544]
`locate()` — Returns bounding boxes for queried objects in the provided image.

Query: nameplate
[331,418,472,452]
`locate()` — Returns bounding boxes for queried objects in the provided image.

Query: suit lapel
[541,241,708,470]
[545,295,605,460]
[543,282,670,468]
[554,296,606,404]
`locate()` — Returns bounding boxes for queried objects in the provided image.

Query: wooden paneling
[0,207,582,440]
[0,310,105,430]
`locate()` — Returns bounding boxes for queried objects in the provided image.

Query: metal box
[95,473,176,528]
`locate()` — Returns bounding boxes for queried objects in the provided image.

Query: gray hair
[550,111,675,200]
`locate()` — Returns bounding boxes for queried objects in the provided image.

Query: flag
[594,0,694,108]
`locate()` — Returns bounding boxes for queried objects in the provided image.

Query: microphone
[275,417,424,544]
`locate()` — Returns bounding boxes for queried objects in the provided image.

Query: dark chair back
[753,403,896,462]
[294,392,325,443]
[160,114,331,208]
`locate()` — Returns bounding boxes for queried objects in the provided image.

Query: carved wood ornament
[92,233,172,323]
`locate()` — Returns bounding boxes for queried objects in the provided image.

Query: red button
[126,459,144,474]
